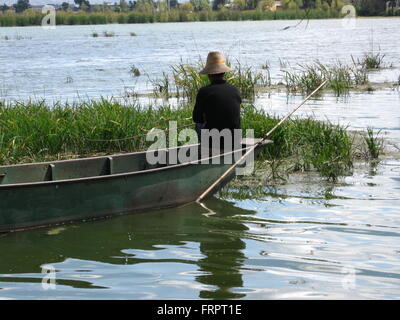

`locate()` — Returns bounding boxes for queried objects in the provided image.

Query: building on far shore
[225,0,282,11]
[30,4,62,11]
[271,0,282,11]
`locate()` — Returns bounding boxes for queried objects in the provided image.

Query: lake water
[1,18,399,101]
[0,18,400,300]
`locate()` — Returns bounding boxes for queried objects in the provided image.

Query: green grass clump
[0,100,192,165]
[283,60,369,96]
[358,52,386,70]
[154,59,267,102]
[240,105,354,181]
[363,127,383,159]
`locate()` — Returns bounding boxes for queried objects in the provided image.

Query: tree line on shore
[0,0,397,27]
[0,0,395,16]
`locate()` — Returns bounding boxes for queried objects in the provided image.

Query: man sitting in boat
[192,51,242,153]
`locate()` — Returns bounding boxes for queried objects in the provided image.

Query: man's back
[193,79,241,131]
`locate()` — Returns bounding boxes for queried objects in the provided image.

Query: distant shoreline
[1,11,398,28]
[0,9,346,28]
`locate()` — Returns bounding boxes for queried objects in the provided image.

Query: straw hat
[199,52,232,75]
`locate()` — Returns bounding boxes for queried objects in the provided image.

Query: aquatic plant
[151,72,173,100]
[284,62,326,94]
[261,60,272,86]
[130,65,141,77]
[240,105,354,181]
[102,31,115,37]
[358,52,386,70]
[171,62,210,101]
[283,60,369,96]
[363,127,384,159]
[152,59,268,102]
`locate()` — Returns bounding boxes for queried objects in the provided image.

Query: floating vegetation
[1,34,31,40]
[65,76,73,84]
[130,65,141,77]
[102,31,115,37]
[90,31,116,37]
[130,32,137,36]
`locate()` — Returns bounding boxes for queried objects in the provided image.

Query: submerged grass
[0,100,362,181]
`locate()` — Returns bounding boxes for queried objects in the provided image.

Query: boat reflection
[0,197,256,299]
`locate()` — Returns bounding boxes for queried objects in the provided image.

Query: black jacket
[192,80,242,131]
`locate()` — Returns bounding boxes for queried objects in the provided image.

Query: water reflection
[0,198,254,299]
[0,159,399,299]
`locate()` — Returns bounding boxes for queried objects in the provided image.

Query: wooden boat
[0,138,272,233]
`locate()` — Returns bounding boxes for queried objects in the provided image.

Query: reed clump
[363,127,384,159]
[240,105,354,181]
[358,52,386,70]
[283,60,369,96]
[153,59,267,102]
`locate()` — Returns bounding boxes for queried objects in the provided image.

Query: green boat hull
[0,140,271,232]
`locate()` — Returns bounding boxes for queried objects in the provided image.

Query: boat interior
[0,139,269,186]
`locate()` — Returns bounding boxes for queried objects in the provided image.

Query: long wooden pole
[196,80,328,203]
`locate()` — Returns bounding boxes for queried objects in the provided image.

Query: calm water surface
[0,18,399,299]
[1,18,400,101]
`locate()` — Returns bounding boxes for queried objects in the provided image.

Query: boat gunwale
[0,140,272,189]
[0,143,199,169]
